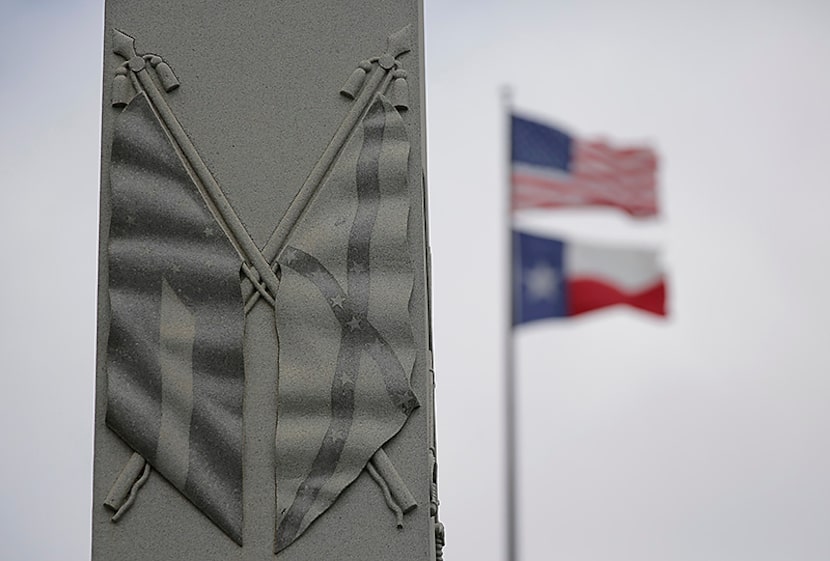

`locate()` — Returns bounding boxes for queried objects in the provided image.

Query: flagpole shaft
[502,86,519,561]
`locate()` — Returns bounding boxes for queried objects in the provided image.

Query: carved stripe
[274,331,361,551]
[280,245,418,414]
[348,99,384,311]
[277,100,392,550]
[156,278,195,489]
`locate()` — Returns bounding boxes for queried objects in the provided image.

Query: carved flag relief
[106,92,245,543]
[274,96,418,551]
[102,27,422,552]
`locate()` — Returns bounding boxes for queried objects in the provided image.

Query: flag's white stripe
[566,241,663,292]
[575,162,656,177]
[156,277,195,491]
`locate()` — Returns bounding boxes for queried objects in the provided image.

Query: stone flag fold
[274,96,419,551]
[105,92,246,544]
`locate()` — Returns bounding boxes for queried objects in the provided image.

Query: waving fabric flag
[513,230,666,324]
[511,115,658,217]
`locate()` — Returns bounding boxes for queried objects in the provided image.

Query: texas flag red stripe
[567,278,667,317]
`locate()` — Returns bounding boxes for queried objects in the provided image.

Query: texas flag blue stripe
[512,230,567,324]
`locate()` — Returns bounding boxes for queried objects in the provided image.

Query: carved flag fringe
[391,69,409,110]
[111,65,133,107]
[340,60,374,99]
[150,57,180,92]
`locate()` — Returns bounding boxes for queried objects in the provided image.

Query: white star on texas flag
[524,261,559,301]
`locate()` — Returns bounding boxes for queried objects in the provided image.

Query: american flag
[511,115,658,217]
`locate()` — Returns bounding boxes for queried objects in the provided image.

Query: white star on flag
[524,262,558,301]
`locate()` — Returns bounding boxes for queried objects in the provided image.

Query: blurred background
[3,1,830,560]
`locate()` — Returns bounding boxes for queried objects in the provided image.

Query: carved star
[350,261,367,275]
[203,226,215,237]
[330,294,345,308]
[364,339,382,355]
[346,316,362,331]
[282,247,298,263]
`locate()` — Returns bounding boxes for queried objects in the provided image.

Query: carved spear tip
[386,24,412,58]
[112,29,137,60]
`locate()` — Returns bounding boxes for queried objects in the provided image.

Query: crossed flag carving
[104,27,421,551]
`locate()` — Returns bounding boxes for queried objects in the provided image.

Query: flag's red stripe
[567,278,666,317]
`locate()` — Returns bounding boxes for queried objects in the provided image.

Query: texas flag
[512,230,667,325]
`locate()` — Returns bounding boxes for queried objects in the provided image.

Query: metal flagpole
[502,85,519,561]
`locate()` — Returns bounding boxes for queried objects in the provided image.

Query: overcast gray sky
[3,1,830,560]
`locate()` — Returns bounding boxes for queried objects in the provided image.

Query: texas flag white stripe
[566,241,663,292]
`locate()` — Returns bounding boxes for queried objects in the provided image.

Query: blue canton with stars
[511,115,573,171]
[513,230,568,325]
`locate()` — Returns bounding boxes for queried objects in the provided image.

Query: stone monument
[92,2,443,559]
